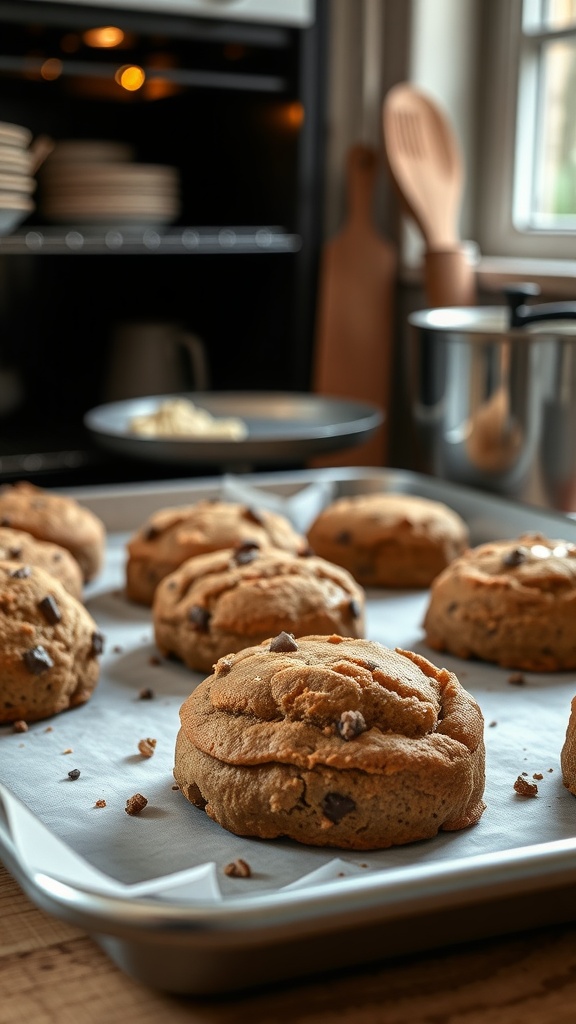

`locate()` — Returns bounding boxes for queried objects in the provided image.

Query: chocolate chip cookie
[153,546,365,673]
[0,560,104,723]
[306,492,469,588]
[423,532,576,670]
[0,481,106,583]
[0,526,84,600]
[126,499,309,606]
[173,633,486,850]
[561,696,576,796]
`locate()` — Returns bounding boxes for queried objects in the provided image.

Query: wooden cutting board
[310,143,396,468]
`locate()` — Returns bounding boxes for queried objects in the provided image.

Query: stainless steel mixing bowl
[407,287,576,512]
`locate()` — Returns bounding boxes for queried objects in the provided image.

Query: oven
[0,0,329,485]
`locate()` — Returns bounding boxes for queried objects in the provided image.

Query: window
[478,0,576,259]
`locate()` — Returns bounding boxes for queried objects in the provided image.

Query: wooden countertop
[3,861,576,1023]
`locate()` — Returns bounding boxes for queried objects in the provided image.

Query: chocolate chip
[23,645,54,675]
[91,631,105,656]
[0,516,11,527]
[67,768,81,780]
[38,594,61,625]
[188,605,211,631]
[503,546,529,567]
[244,506,264,525]
[234,541,260,565]
[144,524,160,541]
[335,530,352,545]
[359,659,378,671]
[269,631,298,653]
[337,709,367,740]
[10,565,31,579]
[349,598,361,619]
[138,687,155,700]
[7,546,22,559]
[321,792,356,823]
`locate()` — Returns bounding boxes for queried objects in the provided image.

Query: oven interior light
[115,64,146,91]
[83,26,125,49]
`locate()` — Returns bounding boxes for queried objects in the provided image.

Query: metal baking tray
[3,466,576,995]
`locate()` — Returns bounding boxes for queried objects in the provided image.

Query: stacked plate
[39,139,181,230]
[0,121,36,236]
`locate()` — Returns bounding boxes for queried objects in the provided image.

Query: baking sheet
[2,467,576,992]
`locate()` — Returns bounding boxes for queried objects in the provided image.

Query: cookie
[173,633,486,850]
[423,532,576,671]
[126,499,309,606]
[0,560,105,723]
[0,481,106,583]
[153,545,366,673]
[0,526,84,600]
[561,696,576,796]
[306,493,469,588]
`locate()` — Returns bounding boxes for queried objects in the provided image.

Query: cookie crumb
[138,687,155,700]
[533,772,544,780]
[171,784,180,790]
[94,799,106,808]
[67,768,81,780]
[149,655,162,666]
[508,672,526,686]
[138,737,157,758]
[12,720,28,733]
[514,775,538,797]
[224,858,252,878]
[44,725,53,732]
[125,793,148,815]
[62,747,73,754]
[488,720,497,727]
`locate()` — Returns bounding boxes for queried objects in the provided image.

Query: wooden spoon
[382,83,476,306]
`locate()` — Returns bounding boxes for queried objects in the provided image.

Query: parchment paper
[1,475,575,904]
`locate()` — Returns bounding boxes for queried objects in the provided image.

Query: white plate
[0,173,36,192]
[0,122,32,148]
[84,391,385,465]
[0,205,33,236]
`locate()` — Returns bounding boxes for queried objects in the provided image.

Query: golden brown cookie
[0,526,84,600]
[561,696,576,796]
[153,545,366,673]
[306,492,469,588]
[423,532,576,671]
[126,499,309,606]
[0,560,105,723]
[173,633,486,850]
[0,481,106,583]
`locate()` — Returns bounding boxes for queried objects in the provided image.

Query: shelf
[0,225,302,255]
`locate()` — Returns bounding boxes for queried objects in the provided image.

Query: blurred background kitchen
[0,0,575,506]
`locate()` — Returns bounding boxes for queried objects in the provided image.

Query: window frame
[477,0,576,259]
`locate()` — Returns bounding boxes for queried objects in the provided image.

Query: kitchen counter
[3,860,576,1023]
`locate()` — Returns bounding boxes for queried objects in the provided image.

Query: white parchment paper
[1,475,576,904]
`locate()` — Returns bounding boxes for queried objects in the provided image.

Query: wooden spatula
[310,143,396,468]
[382,83,476,306]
